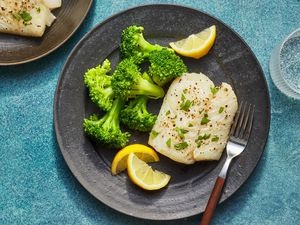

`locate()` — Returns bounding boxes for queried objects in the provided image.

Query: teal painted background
[1,1,300,224]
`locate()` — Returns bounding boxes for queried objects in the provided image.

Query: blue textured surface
[0,1,299,224]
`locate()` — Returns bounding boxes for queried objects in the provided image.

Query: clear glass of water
[270,28,300,99]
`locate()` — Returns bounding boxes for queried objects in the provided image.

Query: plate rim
[54,3,270,220]
[0,0,94,66]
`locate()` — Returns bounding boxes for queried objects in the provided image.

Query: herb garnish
[151,130,159,139]
[201,114,210,125]
[19,11,32,22]
[166,138,171,147]
[166,110,170,116]
[197,133,211,141]
[195,133,211,147]
[175,128,188,139]
[12,13,21,21]
[180,100,192,111]
[180,94,192,111]
[219,107,224,113]
[174,142,188,150]
[212,136,219,142]
[188,123,193,127]
[210,86,219,95]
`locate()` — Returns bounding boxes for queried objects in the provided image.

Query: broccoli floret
[84,59,114,111]
[120,25,164,59]
[148,48,188,86]
[111,58,165,99]
[83,97,130,149]
[120,95,157,132]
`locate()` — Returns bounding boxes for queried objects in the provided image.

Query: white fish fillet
[148,73,238,164]
[0,0,61,37]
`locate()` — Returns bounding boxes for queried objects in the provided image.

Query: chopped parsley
[180,94,192,111]
[19,11,32,22]
[174,142,188,150]
[195,133,211,147]
[183,88,188,94]
[212,136,219,142]
[197,133,211,141]
[199,109,204,114]
[166,110,170,116]
[180,99,192,111]
[188,123,193,127]
[219,107,224,113]
[175,128,189,139]
[12,13,21,21]
[150,130,159,139]
[37,7,41,13]
[181,94,186,101]
[201,114,210,125]
[210,86,220,95]
[166,138,171,147]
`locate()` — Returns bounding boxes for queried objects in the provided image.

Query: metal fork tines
[219,102,255,178]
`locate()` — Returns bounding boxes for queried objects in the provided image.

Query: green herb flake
[212,136,219,142]
[210,86,219,95]
[174,142,188,150]
[219,107,224,113]
[183,89,188,94]
[12,13,21,21]
[151,130,159,139]
[166,138,171,148]
[180,99,192,111]
[199,109,204,114]
[188,123,193,127]
[19,11,32,22]
[179,128,188,134]
[37,7,41,13]
[166,110,170,116]
[181,94,186,101]
[201,114,210,125]
[175,128,189,139]
[197,133,211,141]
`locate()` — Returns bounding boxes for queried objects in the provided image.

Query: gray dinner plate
[54,4,270,220]
[0,0,93,65]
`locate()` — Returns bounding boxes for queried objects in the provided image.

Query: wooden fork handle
[200,176,225,225]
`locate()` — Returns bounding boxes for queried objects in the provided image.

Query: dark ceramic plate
[54,4,270,220]
[0,0,93,65]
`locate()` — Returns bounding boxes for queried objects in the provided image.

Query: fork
[200,102,255,225]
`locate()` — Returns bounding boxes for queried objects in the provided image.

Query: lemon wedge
[127,153,171,190]
[111,144,159,175]
[169,25,216,59]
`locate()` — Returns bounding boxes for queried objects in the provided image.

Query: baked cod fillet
[0,0,61,37]
[148,73,238,164]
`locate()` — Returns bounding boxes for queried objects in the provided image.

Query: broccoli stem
[138,96,148,115]
[134,78,165,99]
[102,97,124,129]
[138,35,162,53]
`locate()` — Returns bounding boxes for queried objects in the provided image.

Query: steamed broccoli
[111,58,165,99]
[120,95,157,132]
[83,97,130,148]
[148,48,188,86]
[120,25,164,59]
[84,59,114,111]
